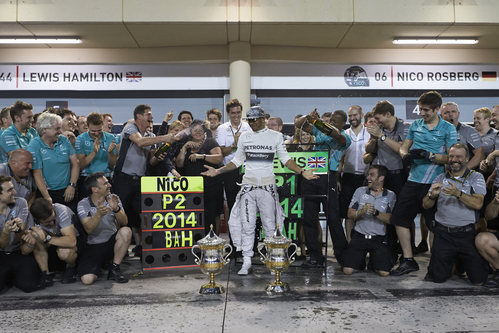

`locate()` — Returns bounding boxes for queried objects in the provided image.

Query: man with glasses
[390,91,458,276]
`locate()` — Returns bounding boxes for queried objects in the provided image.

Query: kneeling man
[423,143,489,285]
[77,172,131,285]
[29,198,78,286]
[343,165,396,276]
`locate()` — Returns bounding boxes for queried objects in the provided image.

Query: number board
[405,100,421,120]
[141,176,205,271]
[252,150,328,242]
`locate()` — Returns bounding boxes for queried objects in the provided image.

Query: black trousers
[302,172,347,263]
[0,252,40,293]
[221,167,242,214]
[113,172,142,229]
[49,188,78,214]
[339,173,366,219]
[428,226,489,284]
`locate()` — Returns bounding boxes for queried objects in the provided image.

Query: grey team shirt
[373,119,410,171]
[349,187,396,236]
[456,122,483,154]
[0,197,31,252]
[479,128,497,156]
[433,171,486,227]
[37,203,77,237]
[120,123,154,176]
[77,197,124,245]
[0,163,35,202]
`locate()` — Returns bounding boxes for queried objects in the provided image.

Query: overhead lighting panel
[0,37,82,44]
[393,38,478,45]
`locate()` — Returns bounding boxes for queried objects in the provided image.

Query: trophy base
[199,283,225,295]
[265,281,290,294]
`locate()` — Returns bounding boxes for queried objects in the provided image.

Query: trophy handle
[288,243,297,264]
[257,243,267,263]
[223,244,233,263]
[191,244,201,264]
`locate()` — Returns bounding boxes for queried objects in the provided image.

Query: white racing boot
[238,256,252,275]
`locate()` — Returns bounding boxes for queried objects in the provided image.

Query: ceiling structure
[0,0,498,64]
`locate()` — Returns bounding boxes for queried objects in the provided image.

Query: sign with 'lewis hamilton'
[0,63,497,90]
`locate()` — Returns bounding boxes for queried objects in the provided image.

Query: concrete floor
[1,248,498,333]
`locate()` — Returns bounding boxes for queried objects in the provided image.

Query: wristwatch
[69,182,77,188]
[44,234,52,244]
[380,135,387,141]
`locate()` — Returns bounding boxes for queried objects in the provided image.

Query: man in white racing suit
[202,106,318,275]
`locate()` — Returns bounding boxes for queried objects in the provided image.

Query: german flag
[482,71,497,81]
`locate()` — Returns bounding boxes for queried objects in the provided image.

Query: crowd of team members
[0,91,498,293]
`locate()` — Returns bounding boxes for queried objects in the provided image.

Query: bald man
[0,149,36,206]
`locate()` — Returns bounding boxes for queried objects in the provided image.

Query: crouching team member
[475,189,499,288]
[202,106,318,275]
[77,172,131,285]
[29,198,79,286]
[422,143,489,285]
[0,176,39,292]
[343,165,396,277]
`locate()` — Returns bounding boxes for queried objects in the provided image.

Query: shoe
[61,266,77,284]
[390,258,419,276]
[132,245,142,257]
[107,265,129,283]
[37,271,54,289]
[424,272,434,282]
[414,241,429,254]
[238,257,252,275]
[231,250,243,260]
[484,272,499,288]
[295,254,306,261]
[301,257,325,268]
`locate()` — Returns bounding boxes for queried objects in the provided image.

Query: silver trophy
[258,224,297,293]
[191,225,232,294]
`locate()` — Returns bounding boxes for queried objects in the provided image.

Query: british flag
[126,72,142,82]
[307,156,327,169]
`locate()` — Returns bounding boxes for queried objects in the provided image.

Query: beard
[448,161,465,173]
[349,119,360,128]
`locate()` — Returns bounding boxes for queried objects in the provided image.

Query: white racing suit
[228,128,290,257]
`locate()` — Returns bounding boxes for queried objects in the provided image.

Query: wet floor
[1,250,498,333]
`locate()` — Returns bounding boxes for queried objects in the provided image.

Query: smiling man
[75,112,118,199]
[0,101,38,159]
[390,91,458,276]
[441,102,484,169]
[202,106,318,275]
[422,143,488,285]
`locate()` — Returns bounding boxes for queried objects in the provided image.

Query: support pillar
[229,42,251,115]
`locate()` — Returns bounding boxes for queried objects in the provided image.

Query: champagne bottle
[312,119,338,137]
[154,142,171,158]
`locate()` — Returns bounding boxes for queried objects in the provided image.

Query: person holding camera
[0,175,40,292]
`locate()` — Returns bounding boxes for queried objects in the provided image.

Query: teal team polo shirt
[0,124,38,159]
[75,131,118,177]
[406,116,458,184]
[0,128,6,163]
[313,127,352,171]
[27,135,76,191]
